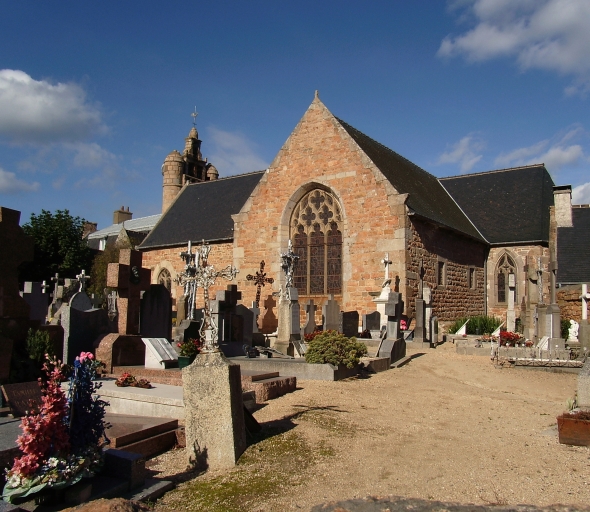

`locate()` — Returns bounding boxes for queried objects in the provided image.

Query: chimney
[113,206,133,225]
[553,185,573,228]
[82,222,98,238]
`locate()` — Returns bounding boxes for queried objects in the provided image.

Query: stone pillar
[579,284,590,350]
[507,273,516,332]
[414,298,429,347]
[275,288,300,356]
[183,352,246,470]
[547,260,565,349]
[424,287,432,342]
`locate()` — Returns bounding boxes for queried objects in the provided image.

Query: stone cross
[107,249,151,334]
[76,269,90,292]
[381,253,392,289]
[384,291,403,341]
[537,257,544,304]
[581,284,590,321]
[303,299,317,335]
[246,260,274,308]
[507,273,516,331]
[280,240,299,291]
[41,281,49,294]
[250,301,260,333]
[549,260,558,304]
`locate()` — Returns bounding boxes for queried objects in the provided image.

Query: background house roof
[440,165,555,245]
[557,206,590,284]
[139,171,265,249]
[87,214,161,240]
[337,119,485,243]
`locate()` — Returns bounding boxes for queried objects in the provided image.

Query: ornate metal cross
[176,240,238,352]
[176,241,198,320]
[280,240,299,291]
[246,260,274,307]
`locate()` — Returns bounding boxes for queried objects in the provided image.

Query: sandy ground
[149,343,588,511]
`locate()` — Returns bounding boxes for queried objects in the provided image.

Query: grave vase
[178,355,196,369]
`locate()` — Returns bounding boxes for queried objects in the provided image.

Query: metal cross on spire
[246,260,274,307]
[191,106,198,128]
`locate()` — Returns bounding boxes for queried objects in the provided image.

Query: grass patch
[158,427,333,512]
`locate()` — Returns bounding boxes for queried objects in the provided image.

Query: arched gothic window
[291,189,343,295]
[496,253,517,304]
[158,268,172,292]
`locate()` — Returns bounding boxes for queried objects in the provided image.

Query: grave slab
[1,381,42,417]
[140,284,172,341]
[142,337,178,369]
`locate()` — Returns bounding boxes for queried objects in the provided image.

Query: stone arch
[151,260,177,298]
[493,249,520,306]
[280,183,348,297]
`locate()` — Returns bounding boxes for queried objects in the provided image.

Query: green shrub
[304,330,368,368]
[561,319,570,340]
[26,329,55,365]
[447,315,502,335]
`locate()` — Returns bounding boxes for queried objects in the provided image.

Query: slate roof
[87,214,161,240]
[336,119,485,242]
[557,206,590,284]
[139,171,265,249]
[440,165,555,245]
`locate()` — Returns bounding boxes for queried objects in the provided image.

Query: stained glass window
[158,268,172,292]
[290,189,343,295]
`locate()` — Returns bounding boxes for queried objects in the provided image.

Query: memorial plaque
[1,381,42,417]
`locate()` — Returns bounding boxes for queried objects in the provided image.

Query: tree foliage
[88,243,121,298]
[19,209,94,283]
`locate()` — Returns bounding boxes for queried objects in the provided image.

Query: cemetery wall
[558,284,584,322]
[486,245,549,320]
[141,241,234,311]
[233,97,408,318]
[407,218,486,321]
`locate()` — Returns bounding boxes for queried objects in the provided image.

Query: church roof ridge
[334,117,485,243]
[440,163,546,180]
[185,169,266,186]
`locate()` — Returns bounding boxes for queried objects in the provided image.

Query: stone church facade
[139,94,576,330]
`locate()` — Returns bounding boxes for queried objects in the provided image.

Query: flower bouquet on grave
[499,331,522,347]
[115,372,152,389]
[177,337,203,358]
[2,352,109,505]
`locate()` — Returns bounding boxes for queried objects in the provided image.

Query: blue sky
[1,0,590,230]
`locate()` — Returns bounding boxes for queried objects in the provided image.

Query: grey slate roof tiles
[557,206,590,284]
[440,165,555,245]
[139,171,265,249]
[336,118,485,242]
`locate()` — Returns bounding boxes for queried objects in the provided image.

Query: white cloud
[437,135,484,173]
[438,0,590,93]
[207,127,269,176]
[494,127,586,170]
[0,167,39,194]
[572,182,590,204]
[0,69,105,143]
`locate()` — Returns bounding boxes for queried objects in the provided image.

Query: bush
[448,315,502,335]
[26,329,55,366]
[304,330,368,368]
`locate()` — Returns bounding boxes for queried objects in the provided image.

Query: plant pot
[557,413,590,446]
[178,355,196,369]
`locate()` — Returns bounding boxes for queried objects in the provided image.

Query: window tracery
[290,189,343,295]
[157,268,172,292]
[496,253,517,304]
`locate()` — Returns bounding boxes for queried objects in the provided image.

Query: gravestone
[1,381,42,417]
[378,291,406,364]
[142,338,178,369]
[183,351,246,470]
[235,304,254,345]
[0,336,14,382]
[0,208,34,334]
[322,295,342,332]
[579,284,590,350]
[546,260,565,350]
[423,286,432,342]
[107,249,151,335]
[523,257,541,341]
[20,282,49,323]
[342,311,359,338]
[507,273,516,332]
[176,294,188,324]
[430,316,439,345]
[577,360,590,410]
[70,291,93,312]
[140,284,172,340]
[259,294,278,334]
[62,306,111,364]
[363,311,381,339]
[303,299,317,335]
[414,298,427,347]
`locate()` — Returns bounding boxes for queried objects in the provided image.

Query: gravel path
[150,343,587,511]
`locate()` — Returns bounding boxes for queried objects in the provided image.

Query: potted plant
[177,338,203,369]
[557,408,590,446]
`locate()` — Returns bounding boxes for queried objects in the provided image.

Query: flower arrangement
[499,331,522,346]
[2,352,108,504]
[115,372,152,389]
[177,337,203,358]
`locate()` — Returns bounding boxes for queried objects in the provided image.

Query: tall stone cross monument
[546,259,564,349]
[107,249,151,335]
[579,284,590,349]
[276,240,301,356]
[414,259,429,346]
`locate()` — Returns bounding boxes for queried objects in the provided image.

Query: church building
[139,93,562,326]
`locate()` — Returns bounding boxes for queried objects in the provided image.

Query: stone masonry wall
[558,284,585,322]
[486,245,550,321]
[233,96,408,321]
[407,218,486,321]
[141,241,234,312]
